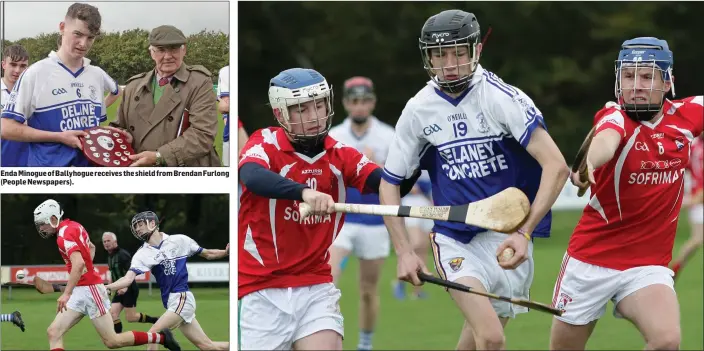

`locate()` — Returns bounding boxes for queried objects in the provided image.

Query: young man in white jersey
[105,211,230,351]
[379,10,569,349]
[550,37,703,350]
[327,76,396,350]
[217,65,230,166]
[0,3,125,167]
[1,45,30,166]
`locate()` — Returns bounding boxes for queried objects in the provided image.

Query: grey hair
[102,232,117,241]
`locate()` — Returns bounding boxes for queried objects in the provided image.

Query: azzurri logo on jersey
[439,139,509,181]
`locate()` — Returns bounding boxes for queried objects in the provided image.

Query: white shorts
[430,231,534,318]
[222,141,230,166]
[551,252,675,325]
[67,284,111,320]
[402,195,434,232]
[332,222,390,260]
[166,291,196,324]
[239,283,344,350]
[689,204,703,224]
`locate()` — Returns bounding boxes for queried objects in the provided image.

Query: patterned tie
[158,77,169,87]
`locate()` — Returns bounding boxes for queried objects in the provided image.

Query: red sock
[132,331,164,345]
[672,262,682,275]
[51,349,64,351]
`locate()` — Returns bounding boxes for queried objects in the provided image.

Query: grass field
[0,287,229,350]
[100,95,227,161]
[335,210,704,350]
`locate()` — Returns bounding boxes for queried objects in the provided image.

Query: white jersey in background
[217,65,230,166]
[382,63,552,243]
[0,51,119,167]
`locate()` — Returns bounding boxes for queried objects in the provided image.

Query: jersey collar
[0,78,9,94]
[428,64,484,106]
[48,51,91,78]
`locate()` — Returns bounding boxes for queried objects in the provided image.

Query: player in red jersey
[549,37,704,350]
[33,199,180,351]
[238,68,418,350]
[670,134,704,279]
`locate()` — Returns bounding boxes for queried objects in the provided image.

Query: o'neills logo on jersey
[284,205,332,224]
[439,141,508,181]
[60,103,98,131]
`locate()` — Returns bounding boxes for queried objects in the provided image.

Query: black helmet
[131,211,159,241]
[419,10,481,94]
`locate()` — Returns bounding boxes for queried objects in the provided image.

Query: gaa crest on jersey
[448,257,464,272]
[89,85,98,100]
[556,292,572,312]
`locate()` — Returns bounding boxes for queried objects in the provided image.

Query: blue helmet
[268,68,334,150]
[614,37,674,121]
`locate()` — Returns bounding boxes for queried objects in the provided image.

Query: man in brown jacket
[111,25,221,167]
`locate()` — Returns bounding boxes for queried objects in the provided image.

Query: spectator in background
[1,44,30,166]
[111,25,221,167]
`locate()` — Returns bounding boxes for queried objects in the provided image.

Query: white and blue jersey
[0,51,119,167]
[217,65,229,143]
[383,64,551,243]
[129,233,203,308]
[329,116,396,226]
[1,78,28,166]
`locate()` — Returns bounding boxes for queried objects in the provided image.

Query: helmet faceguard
[419,10,482,94]
[34,199,64,239]
[131,211,159,242]
[614,37,674,121]
[268,68,335,152]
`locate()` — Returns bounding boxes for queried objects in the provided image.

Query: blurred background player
[550,37,703,350]
[0,3,124,167]
[327,76,395,351]
[0,44,30,167]
[670,134,704,280]
[393,170,434,300]
[106,211,230,351]
[102,231,159,333]
[0,311,25,332]
[217,65,230,166]
[379,10,569,350]
[33,199,179,351]
[238,68,418,350]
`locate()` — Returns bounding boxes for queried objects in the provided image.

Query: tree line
[1,194,230,265]
[238,1,704,162]
[2,29,229,84]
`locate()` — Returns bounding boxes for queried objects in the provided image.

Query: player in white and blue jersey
[0,3,125,167]
[327,76,396,351]
[1,45,30,167]
[217,65,230,166]
[105,211,230,351]
[379,10,569,349]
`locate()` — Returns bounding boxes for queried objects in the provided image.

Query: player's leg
[222,140,230,166]
[455,318,510,350]
[613,266,680,349]
[110,302,125,333]
[355,224,390,350]
[178,317,230,350]
[429,232,506,349]
[291,283,344,351]
[671,205,703,278]
[239,289,297,350]
[329,223,356,284]
[0,311,25,331]
[46,308,84,350]
[548,253,620,350]
[122,287,158,324]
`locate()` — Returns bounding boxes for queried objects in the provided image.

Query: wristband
[517,228,531,241]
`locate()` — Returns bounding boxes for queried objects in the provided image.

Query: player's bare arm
[105,270,137,293]
[237,127,249,159]
[1,118,88,148]
[199,244,230,260]
[103,86,122,109]
[572,128,622,189]
[57,251,85,313]
[218,96,229,114]
[88,240,96,260]
[497,127,570,269]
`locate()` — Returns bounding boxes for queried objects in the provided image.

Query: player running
[238,68,418,350]
[670,134,704,280]
[102,232,159,333]
[217,65,230,166]
[33,199,180,351]
[0,44,30,167]
[379,10,569,350]
[105,211,230,351]
[0,3,125,167]
[327,76,395,351]
[0,311,25,332]
[549,37,704,350]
